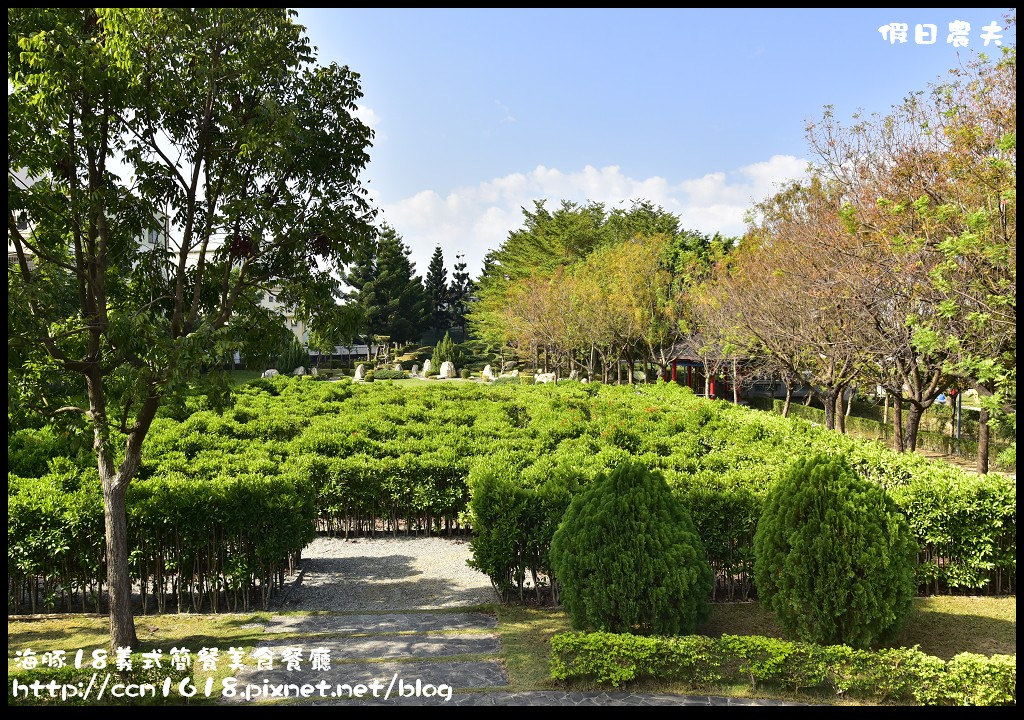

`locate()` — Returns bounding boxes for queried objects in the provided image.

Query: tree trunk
[823,390,837,431]
[732,359,740,404]
[835,391,846,434]
[977,407,990,474]
[883,393,889,425]
[102,476,138,649]
[782,377,793,418]
[903,403,924,453]
[845,387,854,417]
[892,398,905,452]
[803,389,814,406]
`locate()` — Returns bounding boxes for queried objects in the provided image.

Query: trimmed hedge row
[550,631,1016,705]
[8,462,314,614]
[8,377,1017,613]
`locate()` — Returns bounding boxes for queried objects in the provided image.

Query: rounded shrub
[363,370,375,382]
[460,368,471,379]
[550,461,713,635]
[753,454,917,649]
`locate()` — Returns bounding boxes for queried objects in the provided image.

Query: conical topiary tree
[549,461,713,635]
[432,330,460,365]
[753,454,917,649]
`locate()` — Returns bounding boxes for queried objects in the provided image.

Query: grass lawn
[9,596,1013,705]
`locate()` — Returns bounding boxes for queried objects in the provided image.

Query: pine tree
[424,245,450,337]
[348,225,427,347]
[449,253,474,341]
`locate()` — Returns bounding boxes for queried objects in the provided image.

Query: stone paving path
[232,538,804,706]
[261,611,497,635]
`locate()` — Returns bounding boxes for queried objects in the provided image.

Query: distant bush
[432,331,463,365]
[373,369,408,380]
[754,454,917,648]
[363,370,375,382]
[460,368,471,379]
[550,461,713,635]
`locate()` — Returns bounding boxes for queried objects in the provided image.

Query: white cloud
[382,155,808,277]
[353,104,385,140]
[495,100,517,125]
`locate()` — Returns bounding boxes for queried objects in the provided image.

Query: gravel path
[281,537,498,612]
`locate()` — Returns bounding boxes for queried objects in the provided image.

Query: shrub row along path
[232,536,797,706]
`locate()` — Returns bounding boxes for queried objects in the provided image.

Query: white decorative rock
[482,364,495,381]
[423,359,432,375]
[502,361,517,372]
[262,369,279,378]
[534,372,556,384]
[292,366,305,376]
[411,364,419,376]
[354,364,366,381]
[394,363,403,372]
[439,361,456,379]
[569,369,579,380]
[581,378,589,384]
[310,367,318,376]
[499,369,519,378]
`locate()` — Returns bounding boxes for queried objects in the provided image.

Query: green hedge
[550,631,1016,705]
[753,454,917,648]
[8,378,1016,614]
[9,458,315,614]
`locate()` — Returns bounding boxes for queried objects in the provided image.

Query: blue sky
[295,8,1015,277]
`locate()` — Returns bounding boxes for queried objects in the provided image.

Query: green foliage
[432,331,462,365]
[460,368,471,379]
[276,337,307,374]
[550,462,713,635]
[371,369,408,380]
[363,370,375,382]
[345,225,428,345]
[8,461,313,613]
[8,380,1016,613]
[753,455,918,648]
[550,631,1015,705]
[424,245,450,336]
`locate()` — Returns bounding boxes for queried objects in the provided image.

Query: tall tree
[739,178,870,431]
[346,225,427,350]
[423,245,450,338]
[807,34,1015,461]
[7,8,376,647]
[449,252,473,341]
